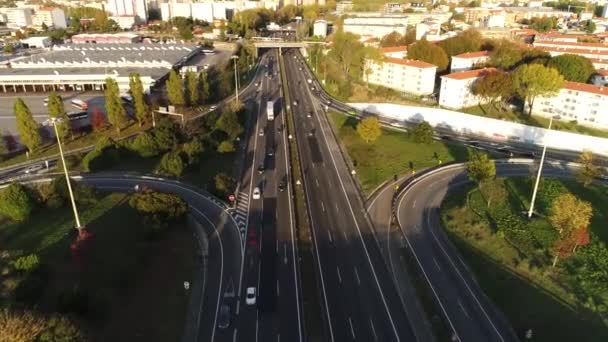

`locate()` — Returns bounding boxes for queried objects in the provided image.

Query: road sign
[228,194,236,202]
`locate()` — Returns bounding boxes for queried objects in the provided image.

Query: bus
[67,111,88,121]
[202,49,215,55]
[70,99,88,110]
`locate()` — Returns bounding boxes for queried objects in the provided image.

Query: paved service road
[395,161,579,342]
[283,49,416,342]
[77,174,242,342]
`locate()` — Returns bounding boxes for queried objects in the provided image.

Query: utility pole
[49,118,82,229]
[231,55,239,102]
[528,116,555,219]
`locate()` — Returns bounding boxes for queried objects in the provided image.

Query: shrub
[128,190,188,221]
[0,182,35,222]
[81,138,121,172]
[0,309,48,342]
[37,315,85,342]
[411,121,434,144]
[155,151,185,177]
[128,131,161,157]
[52,177,97,206]
[213,173,235,198]
[13,254,40,273]
[181,139,204,165]
[217,140,235,153]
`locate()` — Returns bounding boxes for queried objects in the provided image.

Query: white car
[246,287,256,305]
[252,187,261,200]
[24,164,43,174]
[203,64,210,70]
[209,105,217,111]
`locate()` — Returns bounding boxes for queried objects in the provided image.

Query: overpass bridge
[251,37,326,49]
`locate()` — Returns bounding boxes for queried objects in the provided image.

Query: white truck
[267,101,274,121]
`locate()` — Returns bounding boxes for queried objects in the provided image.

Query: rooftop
[0,67,168,78]
[381,46,408,53]
[452,50,490,59]
[442,67,498,80]
[383,57,436,69]
[564,81,608,97]
[536,45,608,56]
[534,39,608,49]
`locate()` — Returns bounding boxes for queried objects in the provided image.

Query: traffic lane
[290,56,414,341]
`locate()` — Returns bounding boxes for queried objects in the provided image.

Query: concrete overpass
[251,37,326,49]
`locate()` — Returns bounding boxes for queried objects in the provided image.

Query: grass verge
[441,177,608,341]
[328,111,468,194]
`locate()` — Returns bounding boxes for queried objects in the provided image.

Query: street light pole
[51,118,82,229]
[231,55,239,102]
[527,116,554,219]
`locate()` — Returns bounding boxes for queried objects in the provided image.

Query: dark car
[267,148,274,157]
[247,229,257,246]
[278,181,286,192]
[257,163,265,174]
[218,304,230,329]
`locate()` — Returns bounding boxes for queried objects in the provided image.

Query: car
[203,64,210,70]
[246,287,256,305]
[299,67,302,70]
[24,164,43,174]
[254,82,259,87]
[218,304,231,329]
[306,112,312,118]
[259,128,265,136]
[209,105,217,111]
[278,181,286,192]
[267,148,274,157]
[311,86,315,91]
[247,229,257,246]
[252,187,261,199]
[257,163,265,174]
[308,129,315,137]
[293,100,298,106]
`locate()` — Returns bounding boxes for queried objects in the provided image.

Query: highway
[283,48,417,341]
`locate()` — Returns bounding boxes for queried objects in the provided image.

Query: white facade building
[381,46,408,58]
[343,16,408,39]
[313,20,329,38]
[366,57,437,95]
[32,7,67,29]
[439,68,497,109]
[534,82,608,129]
[106,0,147,23]
[450,50,490,72]
[5,8,33,28]
[416,20,441,41]
[110,15,137,29]
[20,36,51,48]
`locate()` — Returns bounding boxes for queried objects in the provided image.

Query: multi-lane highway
[282,48,418,341]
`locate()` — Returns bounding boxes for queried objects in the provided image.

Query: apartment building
[32,7,67,29]
[450,51,490,72]
[5,8,33,28]
[366,57,437,96]
[439,68,497,109]
[106,0,147,23]
[534,82,608,129]
[160,1,276,22]
[381,46,408,58]
[343,16,408,38]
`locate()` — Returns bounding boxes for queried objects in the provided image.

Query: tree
[181,139,203,165]
[185,70,199,106]
[356,116,382,143]
[128,190,187,221]
[547,54,596,83]
[90,107,106,131]
[47,92,70,140]
[13,254,40,273]
[129,132,161,158]
[216,108,243,139]
[489,39,523,69]
[576,150,600,187]
[363,46,383,89]
[129,73,148,127]
[549,193,593,266]
[198,72,210,104]
[0,182,35,222]
[530,16,557,32]
[156,151,184,177]
[467,152,496,206]
[167,69,185,106]
[3,44,14,53]
[214,173,235,198]
[14,98,41,154]
[406,39,449,71]
[471,70,513,110]
[380,31,405,47]
[411,121,434,144]
[104,78,127,134]
[584,20,596,34]
[511,64,564,116]
[438,29,483,57]
[327,31,365,79]
[217,140,235,153]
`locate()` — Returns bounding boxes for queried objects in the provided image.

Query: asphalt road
[75,174,243,342]
[283,49,417,342]
[395,161,579,342]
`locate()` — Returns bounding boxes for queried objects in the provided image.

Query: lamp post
[48,118,83,229]
[527,116,556,219]
[231,55,239,102]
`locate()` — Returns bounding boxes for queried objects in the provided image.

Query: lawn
[462,105,608,139]
[328,111,468,194]
[441,177,608,341]
[0,191,196,341]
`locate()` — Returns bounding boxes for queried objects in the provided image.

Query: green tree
[363,46,383,89]
[584,20,596,34]
[471,70,513,110]
[467,151,496,206]
[198,72,210,104]
[356,116,382,143]
[104,78,127,134]
[216,108,243,139]
[214,173,235,198]
[37,315,85,342]
[407,39,449,71]
[217,140,235,153]
[46,92,70,140]
[156,151,184,177]
[13,254,40,273]
[576,150,600,187]
[0,182,35,222]
[411,121,434,144]
[530,16,557,32]
[128,190,187,220]
[129,73,148,127]
[181,139,203,165]
[547,54,596,83]
[438,29,483,57]
[511,64,564,116]
[3,44,14,53]
[549,193,593,266]
[129,132,161,157]
[379,31,405,47]
[489,39,523,69]
[328,31,366,79]
[167,69,185,106]
[14,98,41,154]
[185,70,199,106]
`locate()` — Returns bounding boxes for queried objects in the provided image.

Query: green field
[328,111,468,194]
[441,177,608,341]
[0,191,196,340]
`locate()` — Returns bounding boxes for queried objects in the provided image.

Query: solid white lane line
[335,203,339,211]
[277,334,280,342]
[412,199,417,208]
[328,229,333,243]
[316,178,319,187]
[337,266,342,283]
[284,244,288,265]
[233,329,238,342]
[348,317,356,339]
[433,257,441,271]
[255,310,259,342]
[458,299,470,318]
[277,279,280,297]
[370,318,378,341]
[236,300,240,315]
[354,266,361,285]
[321,201,325,212]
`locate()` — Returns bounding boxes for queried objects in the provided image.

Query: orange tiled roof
[383,57,436,69]
[381,46,408,53]
[442,67,498,80]
[564,81,608,96]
